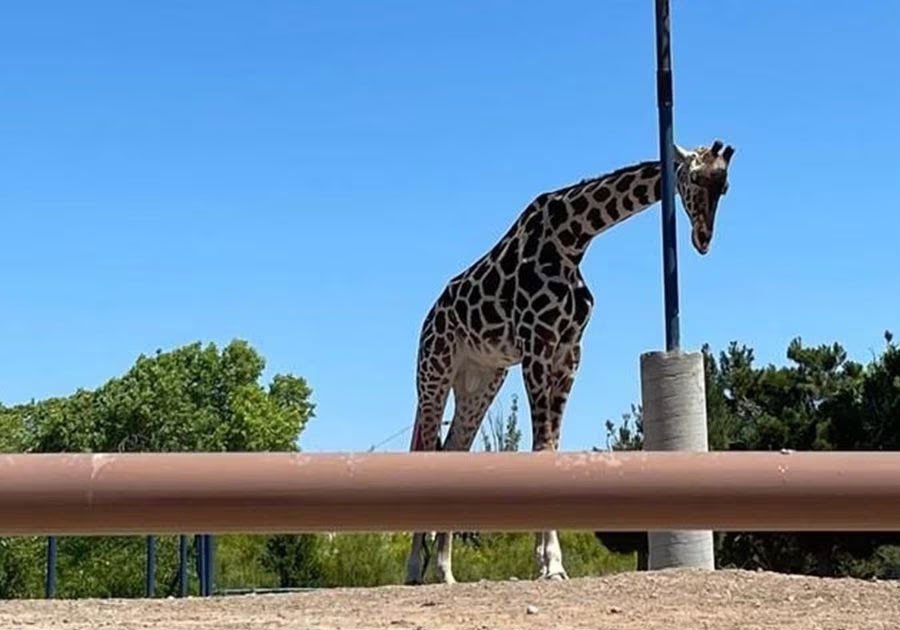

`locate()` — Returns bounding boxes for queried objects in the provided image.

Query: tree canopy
[596,332,900,578]
[0,339,316,598]
[1,339,313,454]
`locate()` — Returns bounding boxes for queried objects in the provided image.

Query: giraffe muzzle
[692,228,711,255]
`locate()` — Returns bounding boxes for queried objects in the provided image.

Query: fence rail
[2,451,900,535]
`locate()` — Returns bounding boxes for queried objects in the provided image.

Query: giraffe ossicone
[405,140,735,585]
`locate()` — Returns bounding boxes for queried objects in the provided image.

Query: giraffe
[405,140,735,585]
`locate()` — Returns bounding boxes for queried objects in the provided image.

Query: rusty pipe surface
[1,451,899,535]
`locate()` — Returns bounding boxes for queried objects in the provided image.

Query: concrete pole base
[647,530,714,570]
[640,349,715,570]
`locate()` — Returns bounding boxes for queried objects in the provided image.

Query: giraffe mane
[543,159,660,199]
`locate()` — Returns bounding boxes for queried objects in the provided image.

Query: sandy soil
[2,569,898,630]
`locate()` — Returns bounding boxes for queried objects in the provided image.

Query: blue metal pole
[201,535,209,596]
[45,536,57,599]
[195,534,206,596]
[179,535,188,597]
[655,0,680,352]
[207,534,215,596]
[145,535,156,597]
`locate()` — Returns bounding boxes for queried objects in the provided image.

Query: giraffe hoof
[543,570,569,581]
[404,565,427,586]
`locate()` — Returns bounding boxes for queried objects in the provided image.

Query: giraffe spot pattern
[499,240,519,275]
[518,261,543,295]
[482,300,503,325]
[500,277,515,306]
[615,173,636,192]
[592,187,612,203]
[482,268,501,294]
[453,300,467,323]
[548,199,568,229]
[605,198,620,221]
[523,230,541,258]
[587,207,605,231]
[470,308,482,331]
[570,195,589,214]
[633,184,650,205]
[532,293,551,312]
[515,290,530,311]
[557,230,576,248]
[641,164,661,179]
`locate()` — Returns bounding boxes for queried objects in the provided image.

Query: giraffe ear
[673,144,690,163]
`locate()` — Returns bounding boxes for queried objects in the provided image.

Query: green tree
[0,339,316,598]
[15,339,314,454]
[0,405,28,452]
[595,332,900,578]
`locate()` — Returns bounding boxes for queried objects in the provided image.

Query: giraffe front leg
[535,531,567,581]
[433,533,455,584]
[433,365,508,584]
[523,345,581,581]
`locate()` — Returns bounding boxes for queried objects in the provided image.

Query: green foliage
[597,332,900,578]
[480,394,522,452]
[262,535,324,588]
[603,404,643,451]
[0,537,43,598]
[55,537,175,598]
[214,535,280,591]
[451,532,633,582]
[0,406,28,453]
[556,531,636,576]
[231,531,633,588]
[0,339,315,598]
[5,339,314,454]
[451,533,536,580]
[317,534,409,587]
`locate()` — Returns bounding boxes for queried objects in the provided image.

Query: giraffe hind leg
[405,332,457,585]
[406,392,450,585]
[406,398,448,585]
[433,364,508,585]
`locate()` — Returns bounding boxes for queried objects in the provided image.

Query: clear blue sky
[2,2,898,453]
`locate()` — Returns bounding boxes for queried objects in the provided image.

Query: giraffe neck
[538,160,665,262]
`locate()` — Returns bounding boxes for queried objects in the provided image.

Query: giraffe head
[674,140,735,255]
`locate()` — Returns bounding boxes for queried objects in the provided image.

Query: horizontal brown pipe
[1,451,899,535]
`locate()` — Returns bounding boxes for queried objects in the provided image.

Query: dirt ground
[2,569,899,630]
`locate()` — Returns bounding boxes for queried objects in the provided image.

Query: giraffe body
[406,140,735,585]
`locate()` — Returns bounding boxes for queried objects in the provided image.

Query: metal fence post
[195,534,206,596]
[206,534,215,596]
[45,536,58,599]
[179,534,189,597]
[145,535,156,597]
